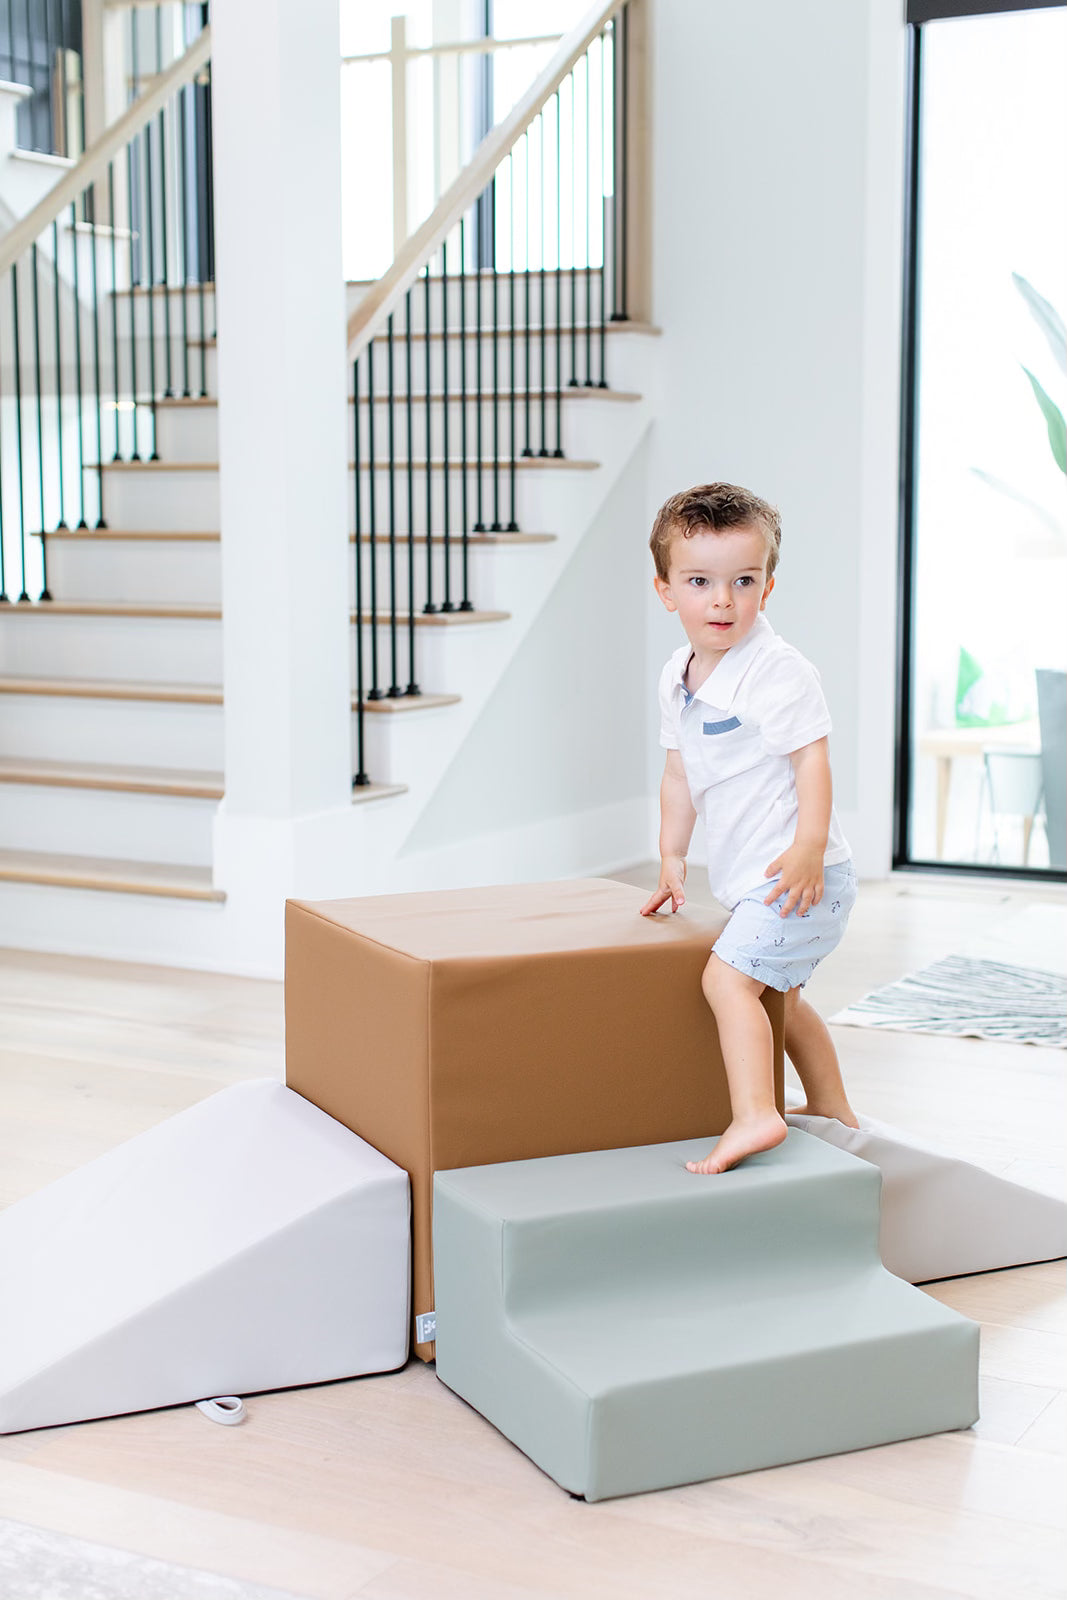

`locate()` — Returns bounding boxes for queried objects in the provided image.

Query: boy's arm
[640,750,697,915]
[763,737,832,917]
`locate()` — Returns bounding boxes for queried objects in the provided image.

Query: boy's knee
[702,951,764,1007]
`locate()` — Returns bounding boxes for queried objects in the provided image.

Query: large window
[898,2,1066,878]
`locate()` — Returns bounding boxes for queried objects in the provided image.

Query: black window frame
[894,0,1067,884]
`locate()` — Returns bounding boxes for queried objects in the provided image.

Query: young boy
[640,483,858,1174]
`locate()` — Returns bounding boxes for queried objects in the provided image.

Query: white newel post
[211,0,354,973]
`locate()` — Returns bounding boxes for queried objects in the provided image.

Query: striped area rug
[830,956,1066,1048]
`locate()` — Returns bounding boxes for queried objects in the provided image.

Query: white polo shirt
[658,614,850,911]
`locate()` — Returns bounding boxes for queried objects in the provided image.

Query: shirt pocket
[692,715,761,784]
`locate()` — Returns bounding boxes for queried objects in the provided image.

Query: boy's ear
[759,574,775,610]
[654,575,677,613]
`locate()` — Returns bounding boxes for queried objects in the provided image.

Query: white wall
[645,0,908,878]
[404,441,653,864]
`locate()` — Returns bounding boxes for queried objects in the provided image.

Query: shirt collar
[670,614,776,711]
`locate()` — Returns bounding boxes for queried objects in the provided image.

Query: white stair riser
[99,468,219,531]
[43,538,222,605]
[353,463,598,542]
[349,329,648,400]
[0,612,222,684]
[0,782,216,866]
[153,405,219,462]
[0,694,223,768]
[40,532,536,610]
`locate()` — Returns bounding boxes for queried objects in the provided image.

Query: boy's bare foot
[685,1110,788,1175]
[788,1099,859,1129]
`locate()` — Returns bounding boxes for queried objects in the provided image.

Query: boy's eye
[735,576,754,587]
[688,576,708,587]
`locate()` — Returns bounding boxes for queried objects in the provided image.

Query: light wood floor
[0,873,1064,1600]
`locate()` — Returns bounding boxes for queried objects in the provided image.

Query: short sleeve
[658,658,680,750]
[744,648,832,756]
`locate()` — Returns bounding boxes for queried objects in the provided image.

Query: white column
[210,0,353,963]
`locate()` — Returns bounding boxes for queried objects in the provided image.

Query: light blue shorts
[711,859,858,994]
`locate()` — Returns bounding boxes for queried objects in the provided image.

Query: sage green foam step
[432,1130,979,1501]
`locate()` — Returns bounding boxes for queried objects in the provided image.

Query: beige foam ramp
[0,1079,410,1433]
[786,1109,1067,1282]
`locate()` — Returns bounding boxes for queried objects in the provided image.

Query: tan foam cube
[285,878,784,1359]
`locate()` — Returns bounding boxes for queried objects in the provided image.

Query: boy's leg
[686,953,788,1175]
[783,987,859,1127]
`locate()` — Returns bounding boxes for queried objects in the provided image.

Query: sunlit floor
[0,871,1063,1600]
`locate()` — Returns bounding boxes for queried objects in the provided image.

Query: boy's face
[654,524,774,660]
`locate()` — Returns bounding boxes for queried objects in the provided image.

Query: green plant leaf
[1013,273,1067,376]
[1022,367,1067,475]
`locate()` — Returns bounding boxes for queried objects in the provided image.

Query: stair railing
[0,23,212,603]
[347,0,646,786]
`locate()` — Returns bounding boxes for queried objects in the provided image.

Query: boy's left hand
[763,844,824,917]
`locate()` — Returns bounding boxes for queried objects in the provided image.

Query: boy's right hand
[640,856,687,916]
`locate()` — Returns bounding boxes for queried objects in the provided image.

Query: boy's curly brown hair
[649,483,782,582]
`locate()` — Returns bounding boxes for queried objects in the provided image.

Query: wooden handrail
[0,26,211,277]
[346,0,625,363]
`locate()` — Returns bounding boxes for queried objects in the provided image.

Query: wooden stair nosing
[349,388,642,406]
[186,323,660,350]
[353,608,509,628]
[34,528,221,542]
[354,532,556,546]
[356,691,461,714]
[96,457,600,475]
[1,599,221,620]
[0,675,223,705]
[0,757,223,799]
[0,848,225,902]
[351,782,409,805]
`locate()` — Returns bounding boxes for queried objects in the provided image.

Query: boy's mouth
[708,620,733,630]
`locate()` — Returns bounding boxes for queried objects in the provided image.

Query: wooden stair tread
[0,675,223,704]
[349,388,642,405]
[34,529,221,542]
[2,599,221,619]
[97,457,598,474]
[0,757,223,799]
[352,608,509,627]
[356,692,461,713]
[351,782,409,804]
[0,848,224,902]
[353,532,555,545]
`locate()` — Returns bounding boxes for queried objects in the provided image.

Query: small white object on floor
[0,1079,411,1434]
[785,1096,1067,1282]
[195,1396,246,1426]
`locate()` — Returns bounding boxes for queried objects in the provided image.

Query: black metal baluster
[422,265,435,610]
[458,216,473,610]
[365,338,382,699]
[473,244,485,532]
[0,350,6,599]
[440,238,452,609]
[87,183,106,527]
[142,113,159,457]
[569,70,579,389]
[598,27,608,388]
[30,244,49,551]
[178,79,191,397]
[65,206,86,527]
[613,1,630,324]
[107,163,122,459]
[50,221,68,527]
[585,48,594,386]
[386,312,401,695]
[538,113,548,456]
[125,140,141,456]
[156,9,173,396]
[521,132,533,457]
[490,223,501,531]
[404,287,419,688]
[352,355,369,784]
[11,265,32,600]
[196,78,209,398]
[553,90,563,457]
[507,152,518,530]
